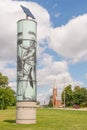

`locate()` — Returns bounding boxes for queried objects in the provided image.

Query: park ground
[0,107,87,130]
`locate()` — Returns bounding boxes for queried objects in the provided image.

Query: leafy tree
[48,95,53,107]
[62,85,87,107]
[73,86,81,105]
[0,73,8,87]
[0,73,16,109]
[73,86,87,106]
[62,85,73,106]
[0,87,16,109]
[80,88,87,107]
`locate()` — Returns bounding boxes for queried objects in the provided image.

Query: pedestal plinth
[16,102,36,124]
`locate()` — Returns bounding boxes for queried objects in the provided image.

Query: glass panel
[17,21,23,39]
[17,20,37,101]
[23,20,36,40]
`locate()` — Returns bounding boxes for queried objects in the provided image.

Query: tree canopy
[0,73,8,87]
[0,73,16,109]
[62,85,73,106]
[62,85,87,107]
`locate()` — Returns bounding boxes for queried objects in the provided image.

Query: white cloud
[0,0,86,104]
[49,14,87,63]
[0,0,51,60]
[0,60,16,91]
[0,61,16,82]
[37,91,51,105]
[37,53,72,87]
[9,81,16,91]
[0,0,51,89]
[1,1,87,64]
[37,53,84,103]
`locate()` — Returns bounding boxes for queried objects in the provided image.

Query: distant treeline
[62,85,87,107]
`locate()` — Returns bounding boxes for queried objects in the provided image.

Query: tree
[62,85,87,107]
[62,85,73,106]
[80,87,87,107]
[73,86,87,106]
[0,73,16,109]
[0,73,8,87]
[48,95,53,107]
[0,86,16,109]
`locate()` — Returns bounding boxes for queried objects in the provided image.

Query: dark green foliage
[48,95,53,107]
[0,87,16,110]
[62,85,73,106]
[62,85,87,107]
[0,73,8,87]
[0,73,16,110]
[73,86,87,105]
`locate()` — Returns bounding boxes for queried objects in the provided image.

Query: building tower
[53,86,58,108]
[16,5,37,124]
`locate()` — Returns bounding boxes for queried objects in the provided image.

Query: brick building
[52,86,62,108]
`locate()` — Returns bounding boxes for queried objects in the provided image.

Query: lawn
[0,107,87,130]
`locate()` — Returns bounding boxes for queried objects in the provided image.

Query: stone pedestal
[16,102,36,124]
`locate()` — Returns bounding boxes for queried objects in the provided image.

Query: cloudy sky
[0,0,87,104]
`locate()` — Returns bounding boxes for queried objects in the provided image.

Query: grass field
[0,107,87,130]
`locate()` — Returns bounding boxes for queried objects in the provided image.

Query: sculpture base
[16,101,36,124]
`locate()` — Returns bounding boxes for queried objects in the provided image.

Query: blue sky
[29,0,87,26]
[30,0,87,86]
[0,0,87,104]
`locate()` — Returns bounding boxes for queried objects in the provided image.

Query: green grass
[0,108,87,130]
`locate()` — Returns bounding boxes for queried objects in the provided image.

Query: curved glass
[17,19,37,101]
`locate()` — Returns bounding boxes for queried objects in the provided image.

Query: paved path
[56,107,87,111]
